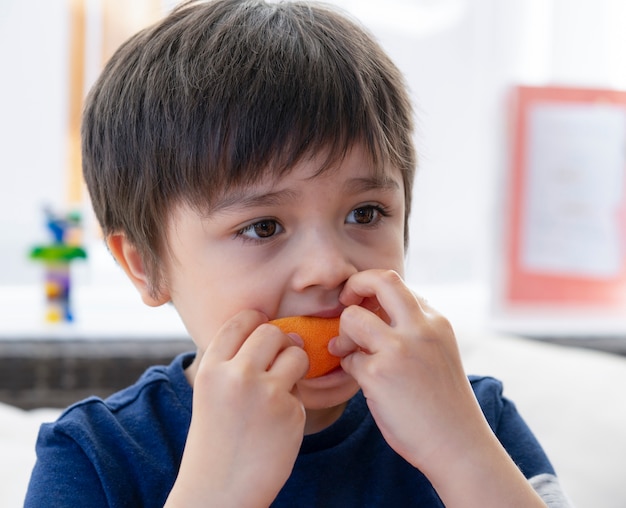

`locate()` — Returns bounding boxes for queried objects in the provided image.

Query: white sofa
[0,403,60,507]
[460,328,626,508]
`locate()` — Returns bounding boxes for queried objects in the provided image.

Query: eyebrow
[210,188,301,214]
[342,175,401,194]
[207,174,400,215]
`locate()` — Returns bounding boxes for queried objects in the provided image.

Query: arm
[329,269,547,508]
[165,310,308,508]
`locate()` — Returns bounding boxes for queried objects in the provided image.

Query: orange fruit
[270,316,341,378]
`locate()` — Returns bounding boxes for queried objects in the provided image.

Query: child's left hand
[328,270,490,472]
[329,269,547,507]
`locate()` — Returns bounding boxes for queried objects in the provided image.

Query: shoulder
[43,351,194,441]
[27,352,195,506]
[468,374,504,396]
[468,375,557,480]
[467,374,533,439]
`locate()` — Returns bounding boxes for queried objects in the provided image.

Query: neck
[304,402,348,435]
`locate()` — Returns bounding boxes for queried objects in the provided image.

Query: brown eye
[350,207,377,224]
[237,219,282,241]
[252,220,277,237]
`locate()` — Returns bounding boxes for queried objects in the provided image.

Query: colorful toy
[270,316,341,378]
[29,207,87,322]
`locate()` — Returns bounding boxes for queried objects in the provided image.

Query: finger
[338,347,370,379]
[411,291,436,314]
[328,333,360,358]
[335,304,388,355]
[205,309,268,361]
[237,323,302,372]
[339,270,420,326]
[268,345,310,384]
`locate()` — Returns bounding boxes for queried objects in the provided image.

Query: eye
[237,219,283,241]
[346,205,389,225]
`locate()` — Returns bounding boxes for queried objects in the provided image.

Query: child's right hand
[165,310,309,508]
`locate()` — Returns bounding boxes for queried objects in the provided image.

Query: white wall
[1,0,624,288]
[0,0,70,285]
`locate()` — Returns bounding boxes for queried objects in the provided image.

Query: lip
[300,365,352,387]
[307,306,345,319]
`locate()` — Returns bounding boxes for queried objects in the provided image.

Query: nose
[290,229,358,292]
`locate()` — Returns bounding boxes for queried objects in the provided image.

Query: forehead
[205,144,403,212]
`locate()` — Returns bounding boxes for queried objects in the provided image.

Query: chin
[298,372,360,410]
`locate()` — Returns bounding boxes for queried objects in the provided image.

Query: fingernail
[288,332,304,347]
[327,337,338,354]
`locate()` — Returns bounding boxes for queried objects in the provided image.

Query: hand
[166,310,309,508]
[329,270,546,507]
[329,269,478,468]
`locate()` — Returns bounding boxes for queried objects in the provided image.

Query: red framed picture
[501,85,626,313]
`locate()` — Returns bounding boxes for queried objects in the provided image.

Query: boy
[26,1,570,506]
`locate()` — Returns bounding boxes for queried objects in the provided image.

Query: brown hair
[82,0,416,294]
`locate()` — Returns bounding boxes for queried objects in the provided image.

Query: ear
[106,233,171,307]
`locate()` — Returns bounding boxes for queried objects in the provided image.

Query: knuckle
[285,345,310,369]
[387,334,409,356]
[257,322,280,336]
[363,357,388,380]
[254,323,282,337]
[379,269,403,285]
[227,363,257,391]
[256,323,288,346]
[431,313,454,335]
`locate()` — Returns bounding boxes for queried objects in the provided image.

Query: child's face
[161,144,406,410]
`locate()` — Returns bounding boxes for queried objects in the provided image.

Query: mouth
[300,364,351,387]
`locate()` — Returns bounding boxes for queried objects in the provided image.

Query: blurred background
[1,0,625,290]
[1,2,626,506]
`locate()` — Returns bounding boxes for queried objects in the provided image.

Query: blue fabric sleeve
[26,421,108,507]
[24,353,194,507]
[470,376,555,479]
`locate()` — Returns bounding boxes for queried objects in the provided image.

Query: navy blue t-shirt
[25,352,557,507]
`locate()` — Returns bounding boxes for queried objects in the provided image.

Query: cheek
[173,274,282,348]
[172,292,224,349]
[355,234,405,274]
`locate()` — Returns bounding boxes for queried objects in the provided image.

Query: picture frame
[492,85,626,339]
